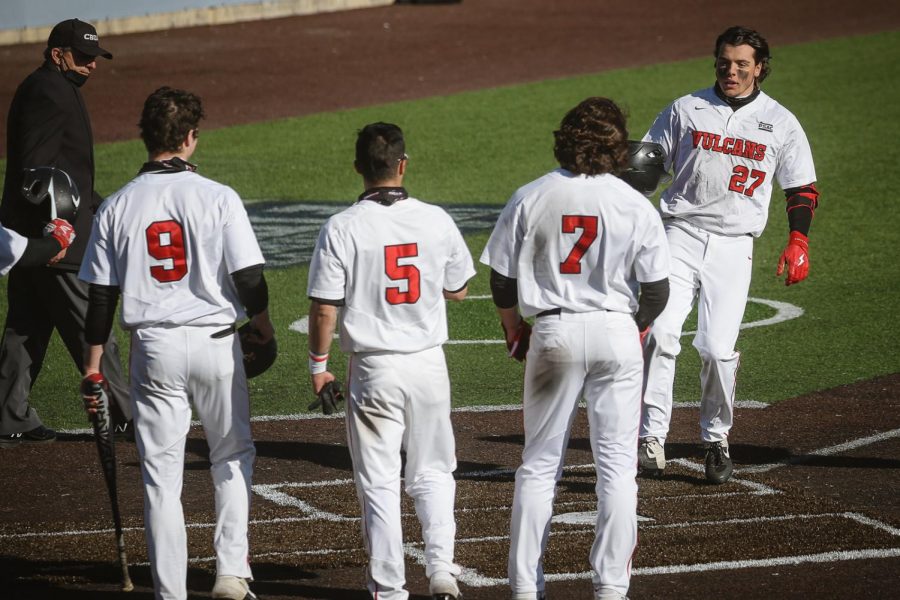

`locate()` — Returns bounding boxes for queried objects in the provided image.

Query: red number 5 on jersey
[384,243,420,304]
[146,220,187,282]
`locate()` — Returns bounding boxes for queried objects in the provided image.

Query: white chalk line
[739,427,900,474]
[287,296,802,345]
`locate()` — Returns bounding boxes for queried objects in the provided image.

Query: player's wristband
[309,351,329,375]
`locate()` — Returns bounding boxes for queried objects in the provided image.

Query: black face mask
[63,69,89,87]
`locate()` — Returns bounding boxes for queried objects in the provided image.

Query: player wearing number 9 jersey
[307,122,475,600]
[481,97,670,600]
[79,87,271,600]
[637,26,820,484]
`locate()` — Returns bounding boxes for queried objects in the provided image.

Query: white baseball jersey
[0,226,28,276]
[644,86,816,237]
[78,170,264,328]
[480,169,669,317]
[307,197,476,353]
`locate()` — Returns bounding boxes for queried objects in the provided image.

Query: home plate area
[236,396,900,598]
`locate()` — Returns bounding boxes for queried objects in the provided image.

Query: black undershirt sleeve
[784,184,819,236]
[489,268,518,309]
[85,284,120,346]
[231,264,269,316]
[15,237,62,268]
[635,278,670,331]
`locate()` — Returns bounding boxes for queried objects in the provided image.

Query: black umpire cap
[47,19,113,60]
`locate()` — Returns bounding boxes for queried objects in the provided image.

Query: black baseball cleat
[23,425,57,443]
[3,425,57,447]
[704,441,733,484]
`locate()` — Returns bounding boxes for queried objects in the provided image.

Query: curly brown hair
[553,97,629,176]
[139,86,205,155]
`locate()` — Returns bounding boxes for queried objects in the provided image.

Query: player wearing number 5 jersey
[79,87,271,600]
[482,97,670,600]
[638,26,820,484]
[307,122,475,600]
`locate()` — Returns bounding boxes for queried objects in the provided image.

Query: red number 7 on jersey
[385,243,421,304]
[560,215,599,274]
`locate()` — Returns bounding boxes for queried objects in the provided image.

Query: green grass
[2,30,899,429]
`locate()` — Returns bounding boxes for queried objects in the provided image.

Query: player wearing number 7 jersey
[481,97,670,600]
[637,26,820,484]
[79,87,271,600]
[306,122,475,600]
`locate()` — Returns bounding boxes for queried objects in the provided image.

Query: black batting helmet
[620,141,671,197]
[21,167,80,222]
[238,322,277,378]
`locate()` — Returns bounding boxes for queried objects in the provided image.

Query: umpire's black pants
[0,266,131,435]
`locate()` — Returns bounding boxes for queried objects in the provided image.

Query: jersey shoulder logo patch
[758,121,774,132]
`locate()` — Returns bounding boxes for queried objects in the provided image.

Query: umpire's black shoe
[23,425,57,443]
[0,431,23,448]
[2,425,58,447]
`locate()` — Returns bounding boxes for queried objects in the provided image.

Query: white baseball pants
[640,220,753,444]
[508,310,641,598]
[130,324,256,600]
[345,345,460,600]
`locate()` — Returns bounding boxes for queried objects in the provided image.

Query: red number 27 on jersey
[384,243,421,304]
[146,220,188,282]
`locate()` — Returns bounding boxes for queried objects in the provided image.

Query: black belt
[536,308,562,318]
[211,323,237,338]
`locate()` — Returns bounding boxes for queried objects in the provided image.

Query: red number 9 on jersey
[146,220,187,282]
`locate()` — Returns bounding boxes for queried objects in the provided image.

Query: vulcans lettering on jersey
[691,130,766,161]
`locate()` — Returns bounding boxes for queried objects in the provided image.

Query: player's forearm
[497,306,523,342]
[83,344,105,375]
[308,301,337,356]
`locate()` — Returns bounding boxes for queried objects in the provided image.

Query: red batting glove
[776,231,810,286]
[503,319,532,362]
[639,326,650,345]
[43,218,76,250]
[80,372,108,416]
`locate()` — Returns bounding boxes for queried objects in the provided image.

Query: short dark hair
[553,97,629,176]
[715,26,771,82]
[139,87,205,155]
[355,122,405,182]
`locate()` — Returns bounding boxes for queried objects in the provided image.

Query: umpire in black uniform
[0,19,131,447]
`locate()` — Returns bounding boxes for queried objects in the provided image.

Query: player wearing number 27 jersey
[638,26,819,485]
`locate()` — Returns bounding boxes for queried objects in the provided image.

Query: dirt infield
[2,1,900,598]
[2,373,899,599]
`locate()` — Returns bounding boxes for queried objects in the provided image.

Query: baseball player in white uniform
[481,97,671,600]
[79,87,272,600]
[637,26,819,484]
[306,122,475,600]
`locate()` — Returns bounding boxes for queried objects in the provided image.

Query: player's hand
[247,310,275,345]
[80,371,108,417]
[503,318,532,362]
[639,326,650,345]
[776,231,810,286]
[47,248,68,265]
[308,375,344,415]
[43,218,76,250]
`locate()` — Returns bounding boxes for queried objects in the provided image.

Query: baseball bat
[84,376,134,592]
